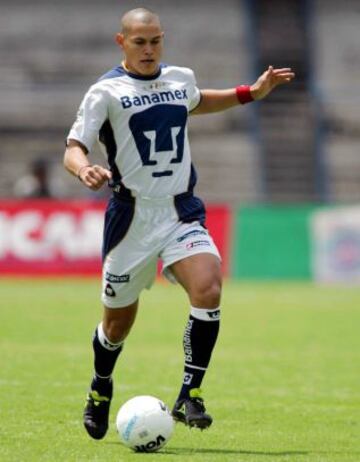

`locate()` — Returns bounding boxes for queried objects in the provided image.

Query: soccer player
[64,8,294,439]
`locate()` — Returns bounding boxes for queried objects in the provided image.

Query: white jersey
[68,64,202,199]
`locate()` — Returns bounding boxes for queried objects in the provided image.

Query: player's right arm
[64,140,111,191]
[63,84,112,190]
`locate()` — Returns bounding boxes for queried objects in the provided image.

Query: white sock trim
[185,363,207,371]
[95,373,112,379]
[190,306,220,322]
[97,322,123,351]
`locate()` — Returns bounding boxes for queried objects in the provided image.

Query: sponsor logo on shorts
[186,240,211,250]
[177,229,207,242]
[105,283,116,297]
[105,272,130,283]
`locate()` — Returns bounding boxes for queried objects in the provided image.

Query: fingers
[272,67,293,74]
[80,165,112,191]
[253,65,295,99]
[93,165,112,181]
[263,66,295,88]
[275,73,295,84]
[268,66,295,80]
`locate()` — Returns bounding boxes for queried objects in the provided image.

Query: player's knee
[103,303,138,343]
[191,277,222,308]
[103,318,132,344]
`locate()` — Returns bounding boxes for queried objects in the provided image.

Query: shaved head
[121,8,162,36]
[116,8,164,77]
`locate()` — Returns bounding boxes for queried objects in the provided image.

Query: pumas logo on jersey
[105,283,116,297]
[120,90,188,109]
[186,240,210,250]
[105,272,130,283]
[177,229,207,242]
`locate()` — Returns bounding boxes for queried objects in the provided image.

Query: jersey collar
[121,64,162,81]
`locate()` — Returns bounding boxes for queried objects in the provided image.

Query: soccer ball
[116,395,175,452]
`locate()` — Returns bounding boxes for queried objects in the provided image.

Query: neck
[122,60,160,77]
[122,60,131,72]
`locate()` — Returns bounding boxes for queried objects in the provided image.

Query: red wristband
[235,85,254,104]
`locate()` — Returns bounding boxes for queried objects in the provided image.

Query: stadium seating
[1,0,360,203]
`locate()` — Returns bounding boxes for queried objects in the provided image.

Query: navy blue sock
[177,306,220,401]
[91,322,123,396]
[90,376,113,398]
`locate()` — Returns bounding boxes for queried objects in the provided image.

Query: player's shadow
[105,442,308,456]
[154,447,309,457]
[161,448,360,457]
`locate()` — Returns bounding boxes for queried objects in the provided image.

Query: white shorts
[101,194,220,308]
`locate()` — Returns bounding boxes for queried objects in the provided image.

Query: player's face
[116,22,164,77]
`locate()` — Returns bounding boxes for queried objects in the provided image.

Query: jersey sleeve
[67,85,109,152]
[187,71,202,113]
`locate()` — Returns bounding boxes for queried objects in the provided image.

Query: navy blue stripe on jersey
[99,120,132,200]
[99,120,121,184]
[188,163,198,193]
[102,196,135,261]
[174,193,206,226]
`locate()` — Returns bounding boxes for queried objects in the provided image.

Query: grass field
[0,278,359,462]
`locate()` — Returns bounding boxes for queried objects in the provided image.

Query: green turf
[0,278,359,461]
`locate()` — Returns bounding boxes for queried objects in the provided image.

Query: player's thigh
[161,222,222,306]
[170,253,222,298]
[102,196,158,309]
[161,221,221,287]
[161,222,220,278]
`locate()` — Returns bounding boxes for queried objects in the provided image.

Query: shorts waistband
[112,188,193,203]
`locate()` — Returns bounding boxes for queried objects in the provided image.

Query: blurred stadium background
[1,3,360,460]
[1,0,360,282]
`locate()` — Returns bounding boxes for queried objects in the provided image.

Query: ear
[115,33,124,49]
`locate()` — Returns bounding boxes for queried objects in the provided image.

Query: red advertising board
[0,200,230,276]
[205,204,231,276]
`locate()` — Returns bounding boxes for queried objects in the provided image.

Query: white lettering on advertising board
[0,210,103,260]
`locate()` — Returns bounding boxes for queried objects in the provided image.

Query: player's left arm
[191,66,295,115]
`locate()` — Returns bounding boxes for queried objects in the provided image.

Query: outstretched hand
[250,66,295,100]
[78,164,112,191]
